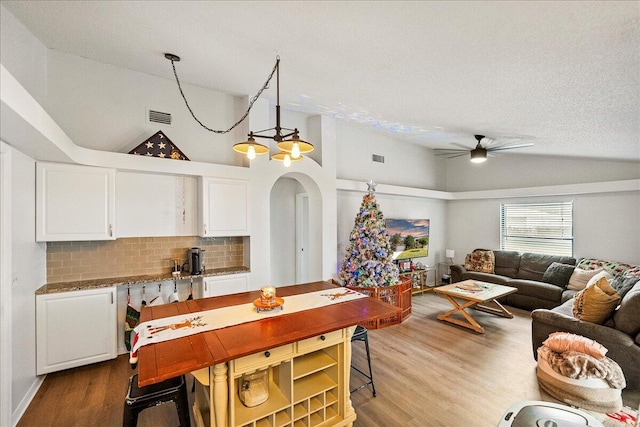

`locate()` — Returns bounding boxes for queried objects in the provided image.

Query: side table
[438,262,454,285]
[400,268,437,295]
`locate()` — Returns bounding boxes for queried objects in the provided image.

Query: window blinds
[500,201,573,257]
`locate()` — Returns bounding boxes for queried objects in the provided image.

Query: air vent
[372,154,385,163]
[147,109,172,126]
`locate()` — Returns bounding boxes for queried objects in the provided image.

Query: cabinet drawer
[233,343,294,373]
[297,330,343,353]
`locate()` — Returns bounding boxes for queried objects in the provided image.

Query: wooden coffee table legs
[437,295,513,334]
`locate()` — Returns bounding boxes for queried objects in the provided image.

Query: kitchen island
[137,281,400,427]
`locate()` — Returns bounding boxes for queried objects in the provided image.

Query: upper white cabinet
[36,162,115,241]
[36,287,117,375]
[198,177,249,237]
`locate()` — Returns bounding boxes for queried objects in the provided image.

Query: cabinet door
[36,287,117,375]
[198,177,248,237]
[202,273,250,298]
[36,162,115,241]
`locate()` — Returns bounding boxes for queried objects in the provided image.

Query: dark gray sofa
[450,250,577,311]
[532,281,640,390]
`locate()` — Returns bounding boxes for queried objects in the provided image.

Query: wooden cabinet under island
[137,281,401,427]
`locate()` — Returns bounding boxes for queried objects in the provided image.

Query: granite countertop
[35,266,250,295]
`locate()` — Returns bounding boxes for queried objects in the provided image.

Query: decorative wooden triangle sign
[128,130,190,161]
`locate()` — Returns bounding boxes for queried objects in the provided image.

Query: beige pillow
[567,267,604,291]
[542,332,607,359]
[464,250,495,273]
[572,277,621,324]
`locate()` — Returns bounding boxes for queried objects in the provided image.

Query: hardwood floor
[18,292,639,427]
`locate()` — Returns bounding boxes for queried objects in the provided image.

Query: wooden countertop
[137,280,401,387]
[35,266,250,295]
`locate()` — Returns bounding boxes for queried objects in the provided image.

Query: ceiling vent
[147,109,172,126]
[372,154,385,163]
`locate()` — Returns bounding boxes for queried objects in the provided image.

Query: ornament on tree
[338,181,399,287]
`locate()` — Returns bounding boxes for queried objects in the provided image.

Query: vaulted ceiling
[2,1,639,161]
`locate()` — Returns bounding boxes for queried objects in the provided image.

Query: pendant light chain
[168,56,279,134]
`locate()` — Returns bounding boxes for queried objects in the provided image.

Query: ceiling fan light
[470,147,487,163]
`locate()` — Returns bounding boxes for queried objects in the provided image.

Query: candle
[260,286,276,305]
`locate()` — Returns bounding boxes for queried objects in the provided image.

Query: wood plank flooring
[17,292,639,427]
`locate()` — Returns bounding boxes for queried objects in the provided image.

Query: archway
[269,173,322,286]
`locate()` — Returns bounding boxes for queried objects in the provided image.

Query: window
[500,202,573,256]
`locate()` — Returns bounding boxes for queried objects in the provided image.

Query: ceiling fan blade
[481,137,496,148]
[445,153,469,159]
[434,149,468,154]
[451,143,473,150]
[488,143,534,152]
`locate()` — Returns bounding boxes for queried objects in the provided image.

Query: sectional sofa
[450,250,640,390]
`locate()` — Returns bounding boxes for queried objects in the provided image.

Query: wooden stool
[350,325,377,397]
[123,373,190,427]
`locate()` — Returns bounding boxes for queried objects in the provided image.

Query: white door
[296,193,310,283]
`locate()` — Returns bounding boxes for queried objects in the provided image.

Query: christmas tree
[339,181,400,287]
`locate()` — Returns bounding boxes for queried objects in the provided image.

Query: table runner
[131,288,366,353]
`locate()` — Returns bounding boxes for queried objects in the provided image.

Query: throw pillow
[610,273,640,300]
[541,262,575,288]
[464,250,495,273]
[542,332,608,359]
[567,267,604,291]
[572,277,621,324]
[585,270,613,288]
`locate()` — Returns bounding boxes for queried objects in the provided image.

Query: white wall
[46,50,244,165]
[336,124,444,189]
[0,6,48,106]
[446,190,640,265]
[8,146,46,424]
[270,177,305,286]
[445,153,640,192]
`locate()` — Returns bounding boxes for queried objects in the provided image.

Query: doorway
[295,193,309,283]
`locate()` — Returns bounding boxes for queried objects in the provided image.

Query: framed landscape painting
[386,218,430,259]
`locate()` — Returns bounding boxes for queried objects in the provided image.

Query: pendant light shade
[233,134,269,159]
[271,151,302,168]
[276,131,314,160]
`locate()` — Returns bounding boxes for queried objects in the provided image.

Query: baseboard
[12,375,44,427]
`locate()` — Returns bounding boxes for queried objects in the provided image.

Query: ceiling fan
[434,134,534,163]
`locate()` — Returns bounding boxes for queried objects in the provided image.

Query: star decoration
[145,141,154,149]
[158,142,166,149]
[367,180,377,192]
[158,152,166,158]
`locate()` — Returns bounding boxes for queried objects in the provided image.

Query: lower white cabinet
[202,273,250,298]
[36,287,117,375]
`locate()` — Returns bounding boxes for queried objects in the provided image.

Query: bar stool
[350,325,376,397]
[123,373,190,427]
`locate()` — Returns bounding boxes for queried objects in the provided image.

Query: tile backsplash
[46,236,245,283]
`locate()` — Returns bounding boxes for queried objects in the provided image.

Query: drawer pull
[320,335,326,341]
[264,351,270,358]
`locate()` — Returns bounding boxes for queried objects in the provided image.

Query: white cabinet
[198,177,249,237]
[36,162,115,241]
[202,273,250,298]
[36,287,117,375]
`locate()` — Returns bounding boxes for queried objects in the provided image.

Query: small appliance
[188,247,203,275]
[497,401,603,427]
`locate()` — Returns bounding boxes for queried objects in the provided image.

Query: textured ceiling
[2,1,639,161]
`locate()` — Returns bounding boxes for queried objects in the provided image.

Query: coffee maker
[188,247,203,275]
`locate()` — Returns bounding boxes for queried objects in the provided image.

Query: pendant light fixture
[166,54,313,166]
